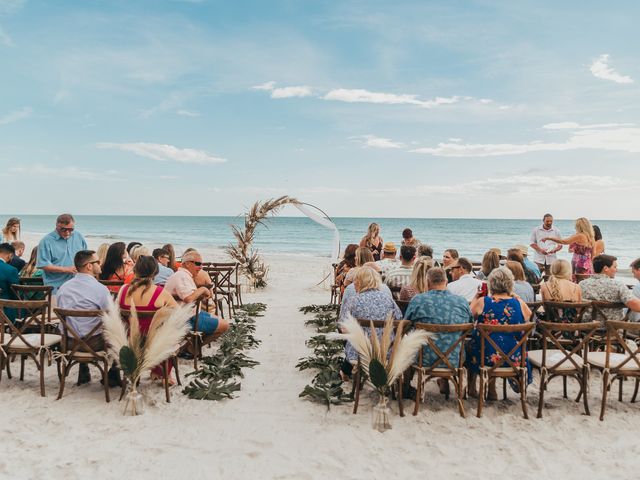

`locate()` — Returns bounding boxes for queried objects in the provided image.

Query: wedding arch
[226,196,340,288]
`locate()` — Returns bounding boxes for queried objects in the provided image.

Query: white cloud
[271,85,313,98]
[412,126,640,157]
[9,164,120,181]
[96,142,227,164]
[448,137,462,143]
[251,81,276,91]
[351,134,405,149]
[0,26,13,46]
[543,121,635,130]
[590,54,633,84]
[323,88,464,108]
[0,106,31,125]
[176,109,200,117]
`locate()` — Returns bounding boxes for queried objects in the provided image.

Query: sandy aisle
[2,251,640,479]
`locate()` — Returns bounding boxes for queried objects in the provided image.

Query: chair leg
[102,362,111,403]
[631,378,639,403]
[397,375,404,417]
[173,356,182,386]
[537,369,546,419]
[520,370,528,419]
[5,356,11,379]
[455,369,466,418]
[477,369,485,418]
[413,368,422,416]
[618,376,623,402]
[563,376,568,399]
[600,370,609,421]
[119,377,128,401]
[352,369,361,414]
[163,361,170,403]
[57,362,67,400]
[39,350,46,397]
[502,378,507,400]
[20,355,25,381]
[581,367,590,416]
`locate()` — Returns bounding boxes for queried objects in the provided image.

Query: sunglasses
[82,260,100,267]
[187,261,203,267]
[59,227,75,233]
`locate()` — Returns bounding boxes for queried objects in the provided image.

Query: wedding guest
[2,217,21,242]
[37,213,87,294]
[505,261,535,303]
[542,217,595,277]
[401,228,420,248]
[56,250,118,386]
[417,244,434,259]
[343,247,374,287]
[447,257,482,302]
[530,213,562,272]
[335,244,358,293]
[593,225,605,257]
[9,241,26,272]
[442,248,459,282]
[540,259,582,302]
[476,250,500,281]
[384,245,416,291]
[513,244,541,278]
[130,245,149,265]
[0,243,19,322]
[580,254,640,321]
[162,243,178,271]
[630,258,640,322]
[99,242,134,293]
[359,223,383,261]
[152,248,174,285]
[507,249,540,286]
[467,267,532,399]
[126,242,142,255]
[20,246,42,278]
[399,256,433,301]
[96,243,110,267]
[375,242,399,278]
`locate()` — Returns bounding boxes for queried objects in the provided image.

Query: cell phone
[478,282,488,296]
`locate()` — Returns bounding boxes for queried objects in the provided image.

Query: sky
[0,0,639,219]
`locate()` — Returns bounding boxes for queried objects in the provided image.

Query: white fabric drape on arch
[293,203,340,262]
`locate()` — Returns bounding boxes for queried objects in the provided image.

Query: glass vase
[123,385,145,416]
[372,394,392,432]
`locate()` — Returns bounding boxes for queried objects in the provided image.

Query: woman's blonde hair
[575,217,595,246]
[481,250,501,277]
[354,266,381,292]
[96,243,110,266]
[505,260,525,282]
[362,223,380,246]
[546,259,572,301]
[2,217,20,241]
[355,247,374,267]
[21,246,38,277]
[130,245,150,264]
[410,256,433,294]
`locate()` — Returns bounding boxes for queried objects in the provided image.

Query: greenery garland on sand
[182,303,266,401]
[297,304,353,410]
[227,196,299,289]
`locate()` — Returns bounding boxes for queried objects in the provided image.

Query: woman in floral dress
[542,217,595,277]
[466,267,532,399]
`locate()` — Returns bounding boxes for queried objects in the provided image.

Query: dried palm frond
[102,298,128,359]
[128,303,142,361]
[139,305,192,372]
[387,330,431,383]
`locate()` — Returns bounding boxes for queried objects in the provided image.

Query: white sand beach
[2,239,640,480]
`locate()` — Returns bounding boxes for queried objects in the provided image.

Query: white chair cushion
[529,349,583,370]
[587,351,640,371]
[4,333,61,350]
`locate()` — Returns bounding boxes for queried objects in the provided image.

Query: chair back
[0,298,50,349]
[591,300,628,323]
[604,321,640,371]
[544,301,592,323]
[395,299,410,316]
[526,301,545,320]
[11,284,53,323]
[476,322,535,374]
[387,285,401,300]
[574,274,591,283]
[355,318,410,333]
[53,308,105,355]
[413,323,474,371]
[19,276,44,286]
[98,280,124,299]
[537,320,601,371]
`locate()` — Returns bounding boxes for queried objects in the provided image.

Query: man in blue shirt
[36,213,87,294]
[152,248,174,285]
[0,243,20,322]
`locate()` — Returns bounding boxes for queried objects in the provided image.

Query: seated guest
[96,243,110,267]
[0,243,19,322]
[446,257,482,302]
[99,241,134,292]
[405,267,473,393]
[467,267,532,399]
[399,256,433,301]
[631,258,640,322]
[384,245,416,291]
[340,262,391,322]
[580,254,640,321]
[375,242,399,278]
[130,245,149,265]
[417,244,433,258]
[442,248,459,281]
[162,243,178,271]
[9,241,26,272]
[343,247,375,287]
[540,259,582,302]
[335,244,358,294]
[117,256,178,382]
[507,249,540,286]
[152,248,174,285]
[164,249,229,337]
[340,266,402,373]
[180,247,214,287]
[56,250,119,386]
[20,246,42,278]
[476,249,500,281]
[126,242,142,255]
[401,228,420,248]
[505,261,535,303]
[514,244,541,278]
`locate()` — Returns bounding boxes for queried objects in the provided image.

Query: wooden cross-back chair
[411,323,475,418]
[476,322,535,419]
[525,301,545,350]
[119,309,182,403]
[351,319,410,416]
[204,266,237,319]
[588,321,640,421]
[53,308,110,402]
[172,292,214,370]
[98,280,124,300]
[0,299,61,396]
[330,263,340,305]
[19,276,44,286]
[387,285,402,301]
[11,284,57,332]
[211,261,243,307]
[530,320,601,418]
[589,300,629,350]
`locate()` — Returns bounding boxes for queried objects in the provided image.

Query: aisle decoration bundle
[102,301,192,415]
[182,303,265,400]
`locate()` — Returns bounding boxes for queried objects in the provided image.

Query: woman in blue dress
[466,267,532,399]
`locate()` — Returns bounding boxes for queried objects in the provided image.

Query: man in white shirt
[447,257,482,302]
[529,213,562,273]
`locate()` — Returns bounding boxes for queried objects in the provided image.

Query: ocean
[10,215,640,268]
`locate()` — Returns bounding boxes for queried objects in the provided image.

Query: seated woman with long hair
[343,247,375,287]
[162,243,178,271]
[399,256,433,301]
[100,242,134,293]
[505,261,535,303]
[466,267,532,399]
[359,223,383,261]
[540,259,582,303]
[476,249,500,281]
[20,246,42,278]
[116,256,178,382]
[335,244,358,293]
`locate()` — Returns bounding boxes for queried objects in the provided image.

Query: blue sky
[1,0,639,219]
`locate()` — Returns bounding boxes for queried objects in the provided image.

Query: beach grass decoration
[183,303,265,401]
[227,196,299,289]
[328,314,430,431]
[297,304,352,409]
[102,301,192,415]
